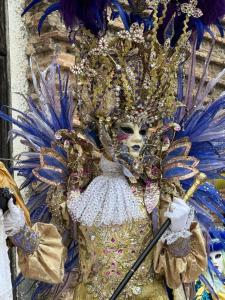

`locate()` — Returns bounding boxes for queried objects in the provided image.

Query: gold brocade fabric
[17,181,207,299]
[154,222,207,289]
[73,281,168,300]
[72,219,206,300]
[75,215,169,300]
[18,222,66,284]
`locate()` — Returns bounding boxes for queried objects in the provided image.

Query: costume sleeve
[12,222,66,284]
[153,181,207,289]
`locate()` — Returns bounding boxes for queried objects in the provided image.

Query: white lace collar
[67,156,145,226]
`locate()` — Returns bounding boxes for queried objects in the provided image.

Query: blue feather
[0,109,54,147]
[84,128,101,149]
[27,186,49,212]
[215,19,225,37]
[31,282,53,300]
[14,272,25,288]
[194,211,214,231]
[21,0,42,16]
[64,240,79,271]
[163,166,197,180]
[164,147,190,162]
[182,180,225,223]
[193,19,205,49]
[27,97,56,132]
[175,96,225,180]
[41,155,68,173]
[0,62,78,299]
[31,204,51,223]
[34,168,67,184]
[54,145,68,159]
[38,3,60,34]
[111,0,130,30]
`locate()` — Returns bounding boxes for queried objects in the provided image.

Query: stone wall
[7,0,28,186]
[23,1,225,100]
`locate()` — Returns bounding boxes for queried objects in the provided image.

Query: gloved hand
[164,197,191,233]
[3,199,25,236]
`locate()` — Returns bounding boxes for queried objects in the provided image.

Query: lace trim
[3,206,25,237]
[11,225,40,255]
[161,207,194,245]
[167,237,191,257]
[67,156,144,226]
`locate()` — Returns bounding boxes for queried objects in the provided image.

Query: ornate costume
[1,0,225,299]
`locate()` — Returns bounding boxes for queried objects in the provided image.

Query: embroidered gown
[16,158,207,299]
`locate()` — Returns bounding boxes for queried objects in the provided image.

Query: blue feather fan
[0,61,78,298]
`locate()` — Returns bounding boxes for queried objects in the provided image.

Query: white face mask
[210,250,224,274]
[116,122,147,158]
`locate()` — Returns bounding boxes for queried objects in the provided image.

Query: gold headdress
[70,1,202,130]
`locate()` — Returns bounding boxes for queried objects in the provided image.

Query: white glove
[164,197,191,232]
[3,199,25,236]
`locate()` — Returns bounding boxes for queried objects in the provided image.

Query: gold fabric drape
[17,180,207,299]
[18,222,66,284]
[154,222,207,288]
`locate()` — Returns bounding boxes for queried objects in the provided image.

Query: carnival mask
[115,122,147,158]
[210,250,225,274]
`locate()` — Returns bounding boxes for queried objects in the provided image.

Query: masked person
[2,0,225,299]
[196,230,225,300]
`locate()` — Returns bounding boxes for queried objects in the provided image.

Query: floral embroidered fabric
[11,225,40,255]
[76,218,168,299]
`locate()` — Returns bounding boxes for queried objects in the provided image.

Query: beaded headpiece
[59,1,203,169]
[70,1,202,129]
[20,0,225,178]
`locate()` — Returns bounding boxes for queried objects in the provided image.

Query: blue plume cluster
[22,0,225,49]
[174,95,225,228]
[22,0,114,34]
[0,61,74,220]
[173,90,225,289]
[0,62,77,298]
[176,96,225,179]
[0,62,74,191]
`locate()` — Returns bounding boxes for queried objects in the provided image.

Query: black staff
[109,172,207,300]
